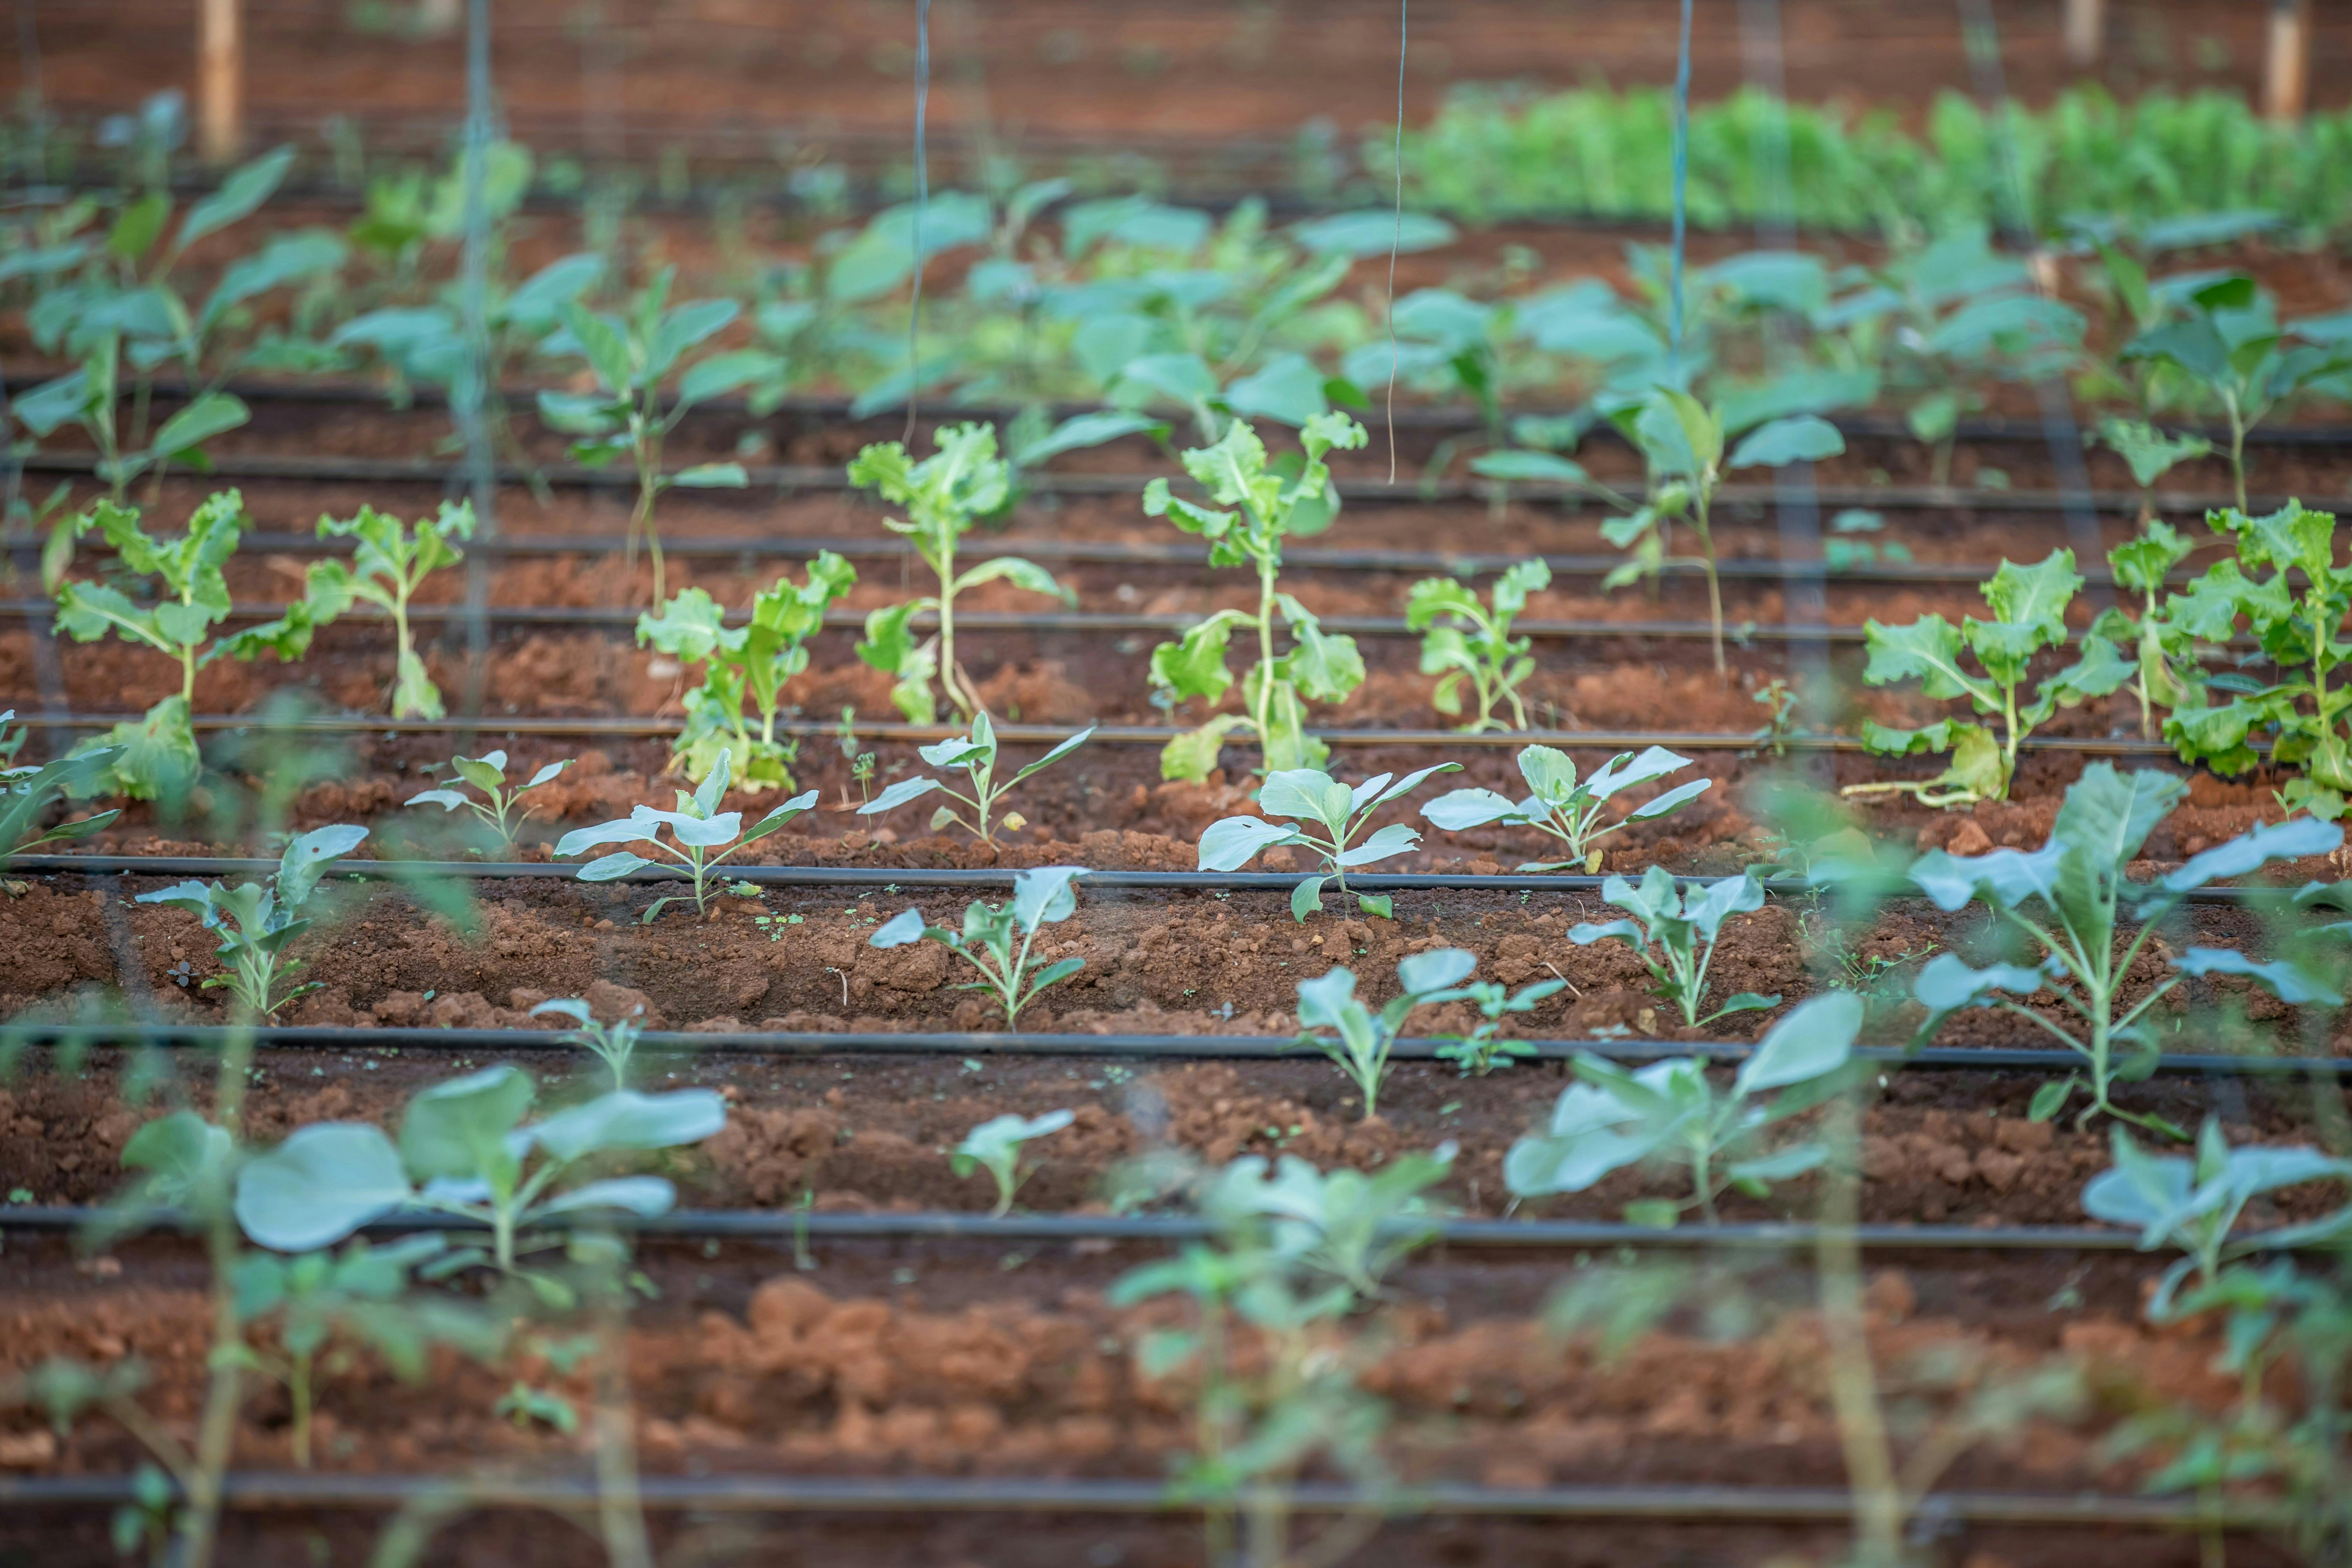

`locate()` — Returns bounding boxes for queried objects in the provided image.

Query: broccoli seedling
[856,712,1092,844]
[869,866,1089,1024]
[1197,763,1457,920]
[1569,866,1779,1029]
[555,749,819,922]
[135,824,368,1018]
[1405,560,1549,732]
[1423,744,1708,873]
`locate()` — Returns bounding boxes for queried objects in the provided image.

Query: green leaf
[1149,611,1242,703]
[178,147,296,252]
[670,462,747,489]
[147,393,250,459]
[2028,1077,2078,1121]
[1732,992,1861,1098]
[1725,415,1844,470]
[235,1123,412,1252]
[399,1065,535,1184]
[1014,411,1163,468]
[1160,713,1250,783]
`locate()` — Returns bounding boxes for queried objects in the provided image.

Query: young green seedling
[1909,764,2343,1135]
[2092,417,2212,523]
[856,712,1094,844]
[1433,974,1569,1076]
[869,866,1089,1024]
[1405,560,1549,731]
[276,502,475,719]
[529,998,647,1092]
[1147,414,1369,780]
[135,824,368,1018]
[0,712,122,859]
[405,749,576,853]
[1847,550,2131,807]
[950,1109,1076,1217]
[1505,991,1863,1225]
[1194,1143,1456,1299]
[637,553,858,789]
[1292,947,1480,1121]
[1423,744,1709,873]
[1570,866,1779,1029]
[232,1063,728,1308]
[2088,520,2204,741]
[1197,763,1458,920]
[850,423,1071,723]
[555,749,819,923]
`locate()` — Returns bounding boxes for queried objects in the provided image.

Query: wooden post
[2264,0,2311,123]
[2063,0,2104,66]
[197,0,243,162]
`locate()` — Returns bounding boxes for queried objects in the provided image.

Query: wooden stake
[2063,0,2104,66]
[197,0,243,162]
[2264,0,2311,124]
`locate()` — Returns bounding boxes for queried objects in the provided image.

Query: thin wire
[454,0,497,747]
[1384,0,1407,483]
[903,0,931,444]
[1668,0,1694,365]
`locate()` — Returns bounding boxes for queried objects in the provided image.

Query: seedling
[1746,679,1800,757]
[2083,1118,2352,1317]
[1146,414,1370,780]
[950,1109,1075,1216]
[1433,974,1569,1076]
[529,998,646,1092]
[406,749,575,853]
[637,553,858,789]
[1197,764,1458,920]
[1423,744,1708,873]
[135,824,368,1018]
[2092,418,2212,522]
[0,712,121,859]
[1847,550,2132,807]
[1505,991,1863,1224]
[1406,560,1549,731]
[275,502,475,719]
[850,423,1071,722]
[1909,764,2343,1134]
[1194,1143,1456,1298]
[869,866,1089,1024]
[1570,866,1779,1029]
[1292,947,1479,1120]
[856,713,1093,843]
[2088,520,2204,740]
[232,1063,728,1306]
[555,749,819,922]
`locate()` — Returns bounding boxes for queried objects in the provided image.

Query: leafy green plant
[850,423,1071,723]
[950,1109,1075,1216]
[637,552,857,789]
[554,750,819,923]
[1432,973,1569,1076]
[232,1063,728,1305]
[869,866,1089,1024]
[1405,561,1548,731]
[1192,1144,1456,1300]
[1292,947,1479,1120]
[52,492,332,800]
[856,712,1093,843]
[135,825,369,1018]
[277,502,475,719]
[1147,414,1369,781]
[1846,550,2131,808]
[2092,418,2212,522]
[1423,744,1709,873]
[1197,764,1457,921]
[3,1358,197,1562]
[1746,678,1800,757]
[537,267,780,601]
[1569,866,1779,1028]
[529,998,646,1092]
[1909,764,2343,1135]
[0,712,121,859]
[2089,520,2204,740]
[405,749,575,853]
[1505,991,1863,1224]
[2158,502,2352,820]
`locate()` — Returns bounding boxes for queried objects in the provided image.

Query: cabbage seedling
[1570,866,1779,1028]
[1433,974,1569,1076]
[2092,418,2211,523]
[1147,414,1369,780]
[1192,1143,1456,1298]
[1293,947,1480,1120]
[1405,560,1549,731]
[1506,990,1863,1224]
[0,712,121,859]
[2087,520,2203,741]
[135,824,368,1018]
[1847,550,2132,807]
[529,999,645,1092]
[1908,764,2343,1135]
[850,423,1071,722]
[857,712,1093,843]
[554,749,818,923]
[405,749,575,853]
[1423,744,1709,873]
[869,865,1088,1024]
[1198,764,1458,921]
[271,502,475,719]
[636,553,858,789]
[951,1109,1075,1217]
[232,1063,728,1305]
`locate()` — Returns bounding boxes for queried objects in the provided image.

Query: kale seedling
[1506,990,1863,1225]
[1405,560,1549,731]
[555,749,819,922]
[1292,946,1480,1120]
[135,824,368,1018]
[1197,763,1458,920]
[1847,550,2131,807]
[1147,414,1369,780]
[2089,519,2204,741]
[529,998,647,1092]
[951,1109,1075,1217]
[266,502,477,718]
[1423,744,1708,873]
[856,712,1093,843]
[405,749,576,854]
[1909,764,2342,1135]
[637,552,858,790]
[1569,866,1780,1029]
[869,866,1089,1024]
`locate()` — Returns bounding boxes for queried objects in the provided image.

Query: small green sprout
[406,750,574,853]
[856,713,1093,843]
[530,998,647,1091]
[1423,744,1707,873]
[1198,764,1458,921]
[554,749,819,923]
[868,866,1088,1025]
[951,1109,1076,1217]
[135,825,368,1018]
